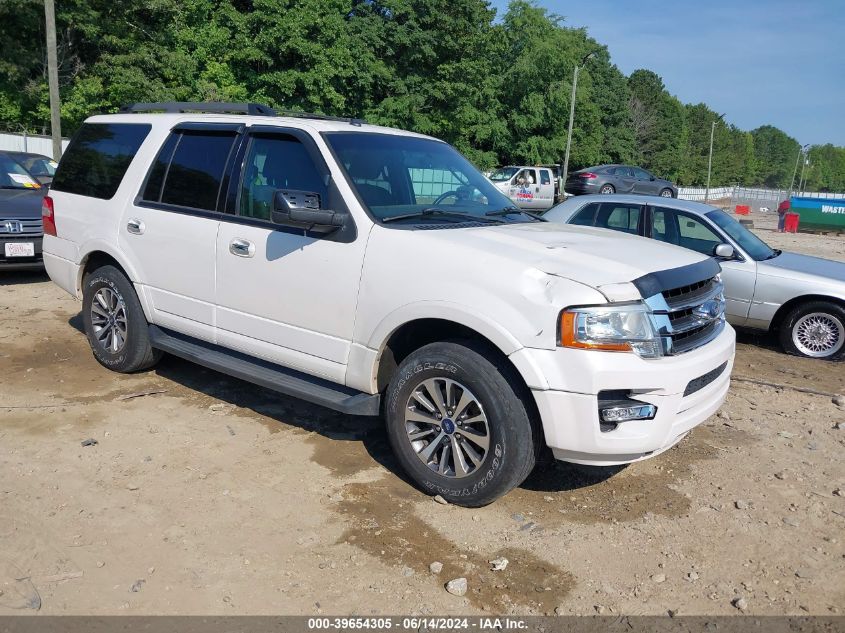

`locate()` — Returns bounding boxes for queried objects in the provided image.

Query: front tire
[384,340,541,507]
[82,265,162,372]
[599,184,615,195]
[779,301,845,360]
[660,188,675,198]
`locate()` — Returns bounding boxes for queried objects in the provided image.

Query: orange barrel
[784,212,800,233]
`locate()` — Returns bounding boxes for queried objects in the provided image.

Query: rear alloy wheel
[599,184,615,195]
[660,188,674,198]
[82,265,162,372]
[779,301,845,360]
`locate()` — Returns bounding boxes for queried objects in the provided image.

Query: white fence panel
[0,131,69,159]
[678,185,845,204]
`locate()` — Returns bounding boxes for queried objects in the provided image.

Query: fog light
[600,404,657,423]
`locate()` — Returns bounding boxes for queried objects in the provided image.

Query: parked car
[545,194,845,360]
[565,164,677,198]
[488,165,557,209]
[6,151,58,186]
[0,152,46,270]
[43,102,735,506]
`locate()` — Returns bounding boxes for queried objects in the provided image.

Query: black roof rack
[120,102,277,116]
[119,102,366,126]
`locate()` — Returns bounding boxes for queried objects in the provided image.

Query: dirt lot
[1,223,844,617]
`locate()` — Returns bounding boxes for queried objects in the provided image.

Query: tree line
[2,0,844,191]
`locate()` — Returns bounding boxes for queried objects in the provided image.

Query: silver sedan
[545,194,845,360]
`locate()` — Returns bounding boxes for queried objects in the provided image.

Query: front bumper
[521,325,736,465]
[0,234,44,270]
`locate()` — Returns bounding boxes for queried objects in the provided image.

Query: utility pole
[788,143,808,197]
[561,51,597,197]
[44,0,62,160]
[797,152,809,194]
[704,113,725,203]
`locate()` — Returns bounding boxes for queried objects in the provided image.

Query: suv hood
[438,221,711,297]
[0,188,45,219]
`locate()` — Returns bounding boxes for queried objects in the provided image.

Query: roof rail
[120,102,277,116]
[275,109,366,127]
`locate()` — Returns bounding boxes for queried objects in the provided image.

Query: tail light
[578,172,597,179]
[42,195,56,236]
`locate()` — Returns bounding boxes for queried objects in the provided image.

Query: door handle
[126,218,145,235]
[229,238,255,258]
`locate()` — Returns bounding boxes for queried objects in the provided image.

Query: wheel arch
[77,246,152,320]
[770,293,845,334]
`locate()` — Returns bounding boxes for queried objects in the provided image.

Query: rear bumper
[0,235,43,270]
[563,180,601,195]
[43,250,81,298]
[524,325,736,465]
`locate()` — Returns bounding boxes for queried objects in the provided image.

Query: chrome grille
[645,275,726,355]
[0,218,43,235]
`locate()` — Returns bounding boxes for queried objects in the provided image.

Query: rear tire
[599,184,615,195]
[778,301,845,360]
[384,340,541,507]
[82,265,162,372]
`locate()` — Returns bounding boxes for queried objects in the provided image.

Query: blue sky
[489,0,845,146]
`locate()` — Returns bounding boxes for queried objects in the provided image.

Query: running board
[148,326,380,416]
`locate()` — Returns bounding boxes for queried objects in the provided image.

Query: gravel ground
[1,222,843,616]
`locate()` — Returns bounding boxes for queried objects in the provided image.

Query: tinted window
[570,202,599,226]
[611,166,632,177]
[595,203,641,234]
[632,167,651,180]
[159,132,237,210]
[52,123,151,199]
[239,135,327,221]
[141,133,179,202]
[540,170,551,185]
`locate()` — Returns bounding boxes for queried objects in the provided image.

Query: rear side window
[142,130,238,211]
[52,123,151,199]
[570,202,599,226]
[540,170,551,185]
[595,203,641,234]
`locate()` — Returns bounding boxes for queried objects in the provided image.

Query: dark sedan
[0,152,46,270]
[565,164,677,198]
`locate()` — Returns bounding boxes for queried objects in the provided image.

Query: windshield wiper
[381,208,503,224]
[485,206,545,221]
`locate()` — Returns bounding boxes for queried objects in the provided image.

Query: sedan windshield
[0,155,41,190]
[325,132,524,224]
[706,209,777,261]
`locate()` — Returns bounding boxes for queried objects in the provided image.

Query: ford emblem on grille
[693,295,725,321]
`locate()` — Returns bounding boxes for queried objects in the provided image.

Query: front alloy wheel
[791,312,844,358]
[404,377,490,478]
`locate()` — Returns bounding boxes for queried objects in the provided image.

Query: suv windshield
[488,167,519,182]
[706,209,777,261]
[0,155,41,190]
[325,132,522,224]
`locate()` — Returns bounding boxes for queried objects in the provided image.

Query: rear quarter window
[51,123,151,199]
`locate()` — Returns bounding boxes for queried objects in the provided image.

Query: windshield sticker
[8,173,40,188]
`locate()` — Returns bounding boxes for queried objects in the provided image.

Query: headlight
[559,302,663,358]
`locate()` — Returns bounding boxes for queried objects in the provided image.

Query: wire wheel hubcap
[90,287,128,353]
[792,312,844,357]
[600,185,613,194]
[404,377,490,479]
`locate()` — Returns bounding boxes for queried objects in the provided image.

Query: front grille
[684,361,728,397]
[0,218,43,235]
[647,274,726,355]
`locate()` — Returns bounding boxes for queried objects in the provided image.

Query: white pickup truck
[42,102,735,506]
[488,165,558,210]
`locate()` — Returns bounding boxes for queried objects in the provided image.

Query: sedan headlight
[559,302,663,358]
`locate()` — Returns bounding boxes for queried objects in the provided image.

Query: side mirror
[272,190,346,233]
[714,243,735,259]
[649,175,656,181]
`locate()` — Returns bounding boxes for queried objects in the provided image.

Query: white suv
[43,102,735,506]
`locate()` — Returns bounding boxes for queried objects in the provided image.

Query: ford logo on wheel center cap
[441,419,455,434]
